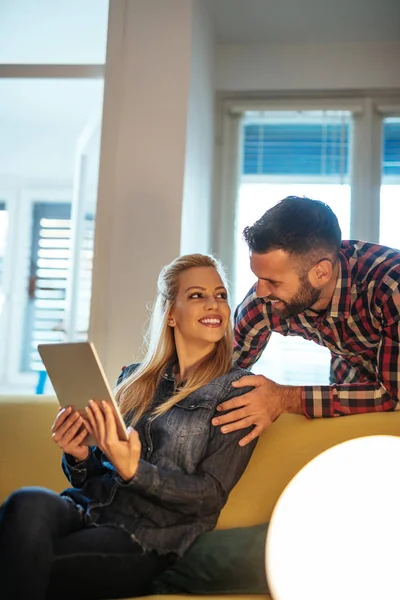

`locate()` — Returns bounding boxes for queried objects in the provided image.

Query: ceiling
[207,0,400,45]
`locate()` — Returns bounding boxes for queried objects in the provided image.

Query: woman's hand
[51,406,89,462]
[85,400,141,481]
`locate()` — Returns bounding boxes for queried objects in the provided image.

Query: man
[212,196,400,445]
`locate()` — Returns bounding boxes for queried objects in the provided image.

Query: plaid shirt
[233,240,400,418]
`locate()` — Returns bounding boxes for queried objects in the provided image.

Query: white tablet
[37,341,129,445]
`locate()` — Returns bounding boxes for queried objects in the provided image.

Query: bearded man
[212,196,400,445]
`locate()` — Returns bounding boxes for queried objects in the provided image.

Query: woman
[0,254,257,600]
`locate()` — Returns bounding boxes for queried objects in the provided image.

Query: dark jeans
[0,487,174,600]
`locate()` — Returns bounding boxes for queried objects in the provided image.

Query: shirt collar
[325,250,351,319]
[162,363,177,382]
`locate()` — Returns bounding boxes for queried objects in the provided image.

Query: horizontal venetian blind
[243,111,350,178]
[382,119,400,177]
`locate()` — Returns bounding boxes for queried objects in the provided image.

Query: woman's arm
[62,446,109,488]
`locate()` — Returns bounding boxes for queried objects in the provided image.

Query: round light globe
[266,435,400,600]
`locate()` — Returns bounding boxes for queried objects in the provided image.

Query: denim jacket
[61,364,257,557]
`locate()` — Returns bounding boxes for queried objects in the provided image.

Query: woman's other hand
[51,406,89,462]
[85,400,141,482]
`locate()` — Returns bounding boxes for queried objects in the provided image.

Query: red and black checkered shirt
[233,240,400,418]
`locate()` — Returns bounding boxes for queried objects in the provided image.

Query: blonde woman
[0,254,257,600]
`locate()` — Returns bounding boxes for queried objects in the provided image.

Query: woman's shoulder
[189,365,254,405]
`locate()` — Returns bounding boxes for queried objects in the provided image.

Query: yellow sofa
[1,395,400,600]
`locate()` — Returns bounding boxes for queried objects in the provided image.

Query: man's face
[250,250,321,319]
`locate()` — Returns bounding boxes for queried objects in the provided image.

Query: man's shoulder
[342,240,400,281]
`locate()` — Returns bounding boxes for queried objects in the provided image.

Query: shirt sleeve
[302,272,400,418]
[62,447,108,488]
[233,284,272,369]
[114,384,258,517]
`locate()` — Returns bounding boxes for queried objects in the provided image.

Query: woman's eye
[217,292,228,300]
[189,292,202,299]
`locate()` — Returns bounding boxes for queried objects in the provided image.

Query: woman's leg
[0,487,82,600]
[47,525,173,600]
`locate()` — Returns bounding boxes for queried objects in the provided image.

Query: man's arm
[233,285,272,368]
[212,374,303,446]
[214,285,400,445]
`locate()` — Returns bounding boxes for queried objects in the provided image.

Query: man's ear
[308,259,333,288]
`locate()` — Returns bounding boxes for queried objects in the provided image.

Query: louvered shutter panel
[23,202,71,372]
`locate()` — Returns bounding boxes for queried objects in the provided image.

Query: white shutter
[24,203,71,371]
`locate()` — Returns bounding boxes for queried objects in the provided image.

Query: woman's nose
[205,295,218,308]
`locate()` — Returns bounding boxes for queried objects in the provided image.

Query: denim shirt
[61,364,257,557]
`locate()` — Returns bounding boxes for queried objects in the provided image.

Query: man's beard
[270,276,321,319]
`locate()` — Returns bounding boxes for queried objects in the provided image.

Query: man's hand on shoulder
[212,374,303,446]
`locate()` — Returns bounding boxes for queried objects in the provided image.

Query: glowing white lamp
[266,435,400,600]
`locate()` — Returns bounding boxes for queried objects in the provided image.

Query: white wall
[0,79,103,185]
[0,0,108,64]
[216,42,400,91]
[180,0,216,255]
[90,0,199,381]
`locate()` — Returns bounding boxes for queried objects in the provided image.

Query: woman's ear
[167,316,176,327]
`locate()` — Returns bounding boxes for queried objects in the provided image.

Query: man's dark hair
[243,196,342,263]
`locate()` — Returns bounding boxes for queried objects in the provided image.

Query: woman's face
[169,266,231,350]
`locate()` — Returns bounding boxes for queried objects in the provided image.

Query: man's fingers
[217,416,256,434]
[212,406,249,426]
[238,424,265,447]
[231,375,267,388]
[216,395,248,415]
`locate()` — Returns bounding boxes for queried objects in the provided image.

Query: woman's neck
[174,340,215,381]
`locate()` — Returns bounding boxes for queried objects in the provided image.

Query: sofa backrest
[1,395,400,529]
[217,408,400,528]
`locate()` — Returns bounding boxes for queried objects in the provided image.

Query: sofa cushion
[151,523,269,595]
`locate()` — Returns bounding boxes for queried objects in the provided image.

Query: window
[0,3,108,393]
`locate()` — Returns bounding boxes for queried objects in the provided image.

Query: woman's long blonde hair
[115,254,234,425]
